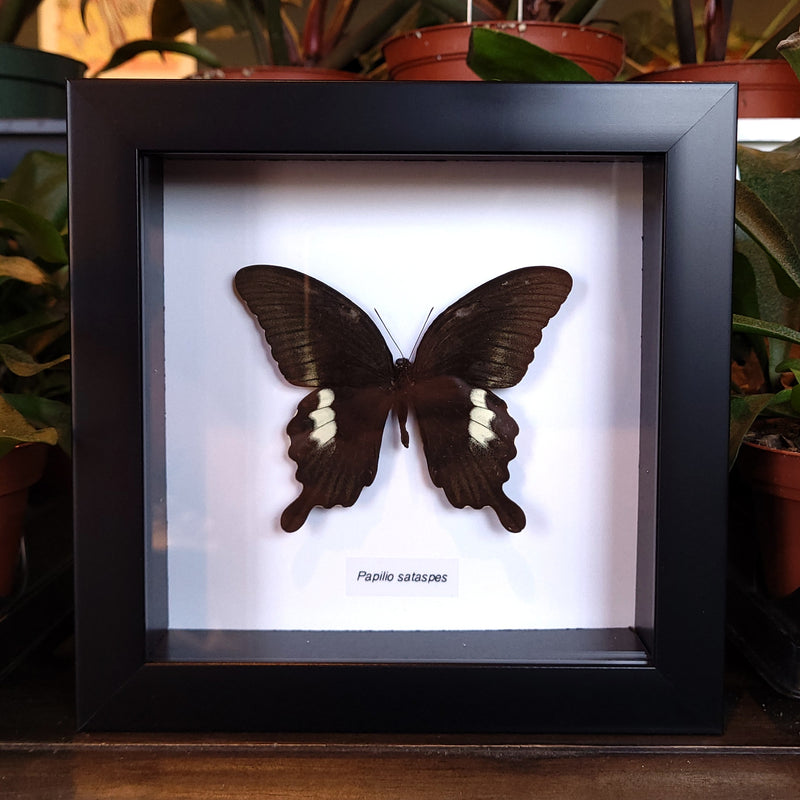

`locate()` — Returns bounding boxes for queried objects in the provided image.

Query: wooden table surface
[1,642,799,799]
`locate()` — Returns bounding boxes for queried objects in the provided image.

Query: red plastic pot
[190,66,366,80]
[737,441,800,598]
[0,443,47,597]
[382,21,625,82]
[631,60,800,119]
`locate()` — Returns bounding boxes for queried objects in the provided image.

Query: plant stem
[235,0,273,64]
[558,0,606,25]
[424,0,503,22]
[671,0,697,63]
[259,0,291,65]
[320,0,416,69]
[704,0,733,62]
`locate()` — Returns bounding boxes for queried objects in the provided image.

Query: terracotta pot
[190,66,366,80]
[737,441,800,598]
[631,60,800,119]
[0,443,48,597]
[382,21,625,82]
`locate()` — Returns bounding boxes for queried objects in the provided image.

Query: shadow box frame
[68,80,736,734]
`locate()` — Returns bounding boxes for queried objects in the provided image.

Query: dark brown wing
[413,267,572,388]
[280,386,394,531]
[235,265,394,388]
[412,376,525,532]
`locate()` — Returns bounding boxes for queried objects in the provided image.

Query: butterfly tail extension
[281,489,321,532]
[491,495,526,533]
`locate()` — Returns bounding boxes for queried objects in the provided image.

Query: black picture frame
[69,80,736,733]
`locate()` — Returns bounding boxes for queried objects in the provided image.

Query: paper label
[346,558,459,597]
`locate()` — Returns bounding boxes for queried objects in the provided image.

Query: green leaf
[730,393,774,467]
[0,152,68,230]
[0,395,57,458]
[735,181,800,296]
[732,313,800,347]
[557,0,606,25]
[0,308,66,345]
[0,256,51,285]
[181,0,243,34]
[150,0,194,38]
[320,0,417,71]
[775,358,800,373]
[3,394,70,455]
[778,30,800,81]
[467,27,595,82]
[0,0,42,50]
[0,344,69,377]
[737,143,800,256]
[94,39,222,75]
[259,0,290,66]
[0,199,67,264]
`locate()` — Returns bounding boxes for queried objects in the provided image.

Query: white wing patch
[468,388,496,447]
[309,388,337,447]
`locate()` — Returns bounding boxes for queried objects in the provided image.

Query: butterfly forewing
[412,267,573,388]
[235,265,394,388]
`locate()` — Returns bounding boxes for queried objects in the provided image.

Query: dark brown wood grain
[1,648,800,799]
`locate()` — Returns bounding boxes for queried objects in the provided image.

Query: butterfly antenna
[374,307,405,358]
[410,307,434,360]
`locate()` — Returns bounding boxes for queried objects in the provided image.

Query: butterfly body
[234,265,572,533]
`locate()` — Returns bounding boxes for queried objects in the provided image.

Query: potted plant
[726,29,800,608]
[0,150,69,600]
[730,133,800,601]
[0,0,86,119]
[381,0,624,81]
[631,0,800,118]
[109,0,421,79]
[0,0,225,116]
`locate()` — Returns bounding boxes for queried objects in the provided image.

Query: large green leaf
[467,27,595,82]
[0,307,66,344]
[0,151,68,229]
[732,313,800,347]
[738,143,800,256]
[734,180,800,297]
[0,199,68,263]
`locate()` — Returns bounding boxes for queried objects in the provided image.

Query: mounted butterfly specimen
[234,265,572,533]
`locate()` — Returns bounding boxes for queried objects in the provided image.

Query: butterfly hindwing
[413,266,573,388]
[281,386,394,532]
[411,376,526,532]
[234,265,394,388]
